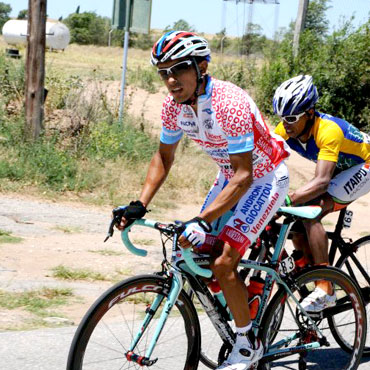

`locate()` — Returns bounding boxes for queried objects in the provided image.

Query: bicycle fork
[125,271,183,366]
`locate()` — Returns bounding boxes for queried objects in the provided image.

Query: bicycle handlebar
[182,248,212,278]
[121,219,157,257]
[118,218,212,278]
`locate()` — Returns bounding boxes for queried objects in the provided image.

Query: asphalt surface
[1,322,370,369]
[1,195,370,369]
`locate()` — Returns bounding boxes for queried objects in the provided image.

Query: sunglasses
[280,111,306,124]
[157,60,193,79]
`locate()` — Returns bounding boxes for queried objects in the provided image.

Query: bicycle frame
[328,209,370,301]
[123,213,328,366]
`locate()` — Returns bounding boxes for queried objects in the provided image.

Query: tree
[241,23,267,55]
[305,0,331,38]
[63,12,110,45]
[17,9,28,19]
[210,28,230,52]
[0,2,11,34]
[164,19,195,32]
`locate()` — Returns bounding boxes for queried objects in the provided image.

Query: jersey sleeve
[160,97,183,144]
[274,122,289,140]
[215,84,254,154]
[316,121,344,162]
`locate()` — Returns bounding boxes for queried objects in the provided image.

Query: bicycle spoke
[67,276,201,369]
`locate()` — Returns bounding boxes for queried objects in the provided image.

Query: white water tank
[2,20,70,50]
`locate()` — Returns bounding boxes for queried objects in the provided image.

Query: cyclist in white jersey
[117,31,290,370]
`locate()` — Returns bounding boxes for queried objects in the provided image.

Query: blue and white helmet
[151,31,211,66]
[273,75,319,116]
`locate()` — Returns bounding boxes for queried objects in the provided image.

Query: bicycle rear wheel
[67,274,201,370]
[334,235,370,355]
[259,266,366,370]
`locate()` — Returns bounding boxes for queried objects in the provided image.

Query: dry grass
[45,45,153,80]
[0,37,248,209]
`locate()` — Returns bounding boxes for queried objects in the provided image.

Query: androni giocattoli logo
[240,184,272,224]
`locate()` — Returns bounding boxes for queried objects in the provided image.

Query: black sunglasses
[157,60,193,79]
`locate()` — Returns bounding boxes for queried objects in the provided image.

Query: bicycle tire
[259,266,366,370]
[333,234,370,355]
[67,274,201,370]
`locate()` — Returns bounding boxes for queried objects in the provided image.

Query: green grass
[359,231,370,237]
[52,225,83,233]
[0,229,23,244]
[89,248,124,256]
[132,238,156,246]
[110,268,134,283]
[51,265,109,281]
[0,287,73,316]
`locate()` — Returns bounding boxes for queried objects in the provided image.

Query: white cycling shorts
[328,163,370,204]
[199,161,289,257]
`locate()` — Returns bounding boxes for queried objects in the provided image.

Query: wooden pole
[293,0,309,58]
[25,0,47,140]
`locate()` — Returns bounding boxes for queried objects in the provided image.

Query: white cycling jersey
[160,76,290,179]
[199,162,289,256]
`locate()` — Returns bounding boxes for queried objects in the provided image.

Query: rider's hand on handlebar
[179,217,212,249]
[113,201,148,231]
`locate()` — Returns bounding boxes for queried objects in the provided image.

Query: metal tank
[2,20,70,50]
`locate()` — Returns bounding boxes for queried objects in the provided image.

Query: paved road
[1,324,370,369]
[1,196,370,369]
[0,196,108,237]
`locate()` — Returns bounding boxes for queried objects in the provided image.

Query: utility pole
[25,0,47,140]
[293,0,309,58]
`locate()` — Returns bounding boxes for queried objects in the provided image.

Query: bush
[45,73,83,110]
[0,112,157,192]
[127,65,159,93]
[63,12,110,45]
[0,51,25,106]
[86,119,157,162]
[253,18,370,130]
[0,2,11,34]
[210,60,256,91]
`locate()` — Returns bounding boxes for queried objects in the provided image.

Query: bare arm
[199,151,254,223]
[289,159,336,205]
[117,141,179,230]
[139,141,179,207]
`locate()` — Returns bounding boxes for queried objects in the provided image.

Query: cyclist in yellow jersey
[273,75,370,312]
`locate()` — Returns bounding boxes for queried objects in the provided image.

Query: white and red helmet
[151,31,211,65]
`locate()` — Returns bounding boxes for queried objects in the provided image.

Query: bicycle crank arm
[261,341,320,363]
[125,351,158,366]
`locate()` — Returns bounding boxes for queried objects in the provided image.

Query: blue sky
[8,0,370,39]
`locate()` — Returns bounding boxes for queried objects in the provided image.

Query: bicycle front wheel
[259,266,366,370]
[67,274,201,370]
[334,235,370,355]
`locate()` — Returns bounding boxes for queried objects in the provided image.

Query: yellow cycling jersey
[275,112,370,172]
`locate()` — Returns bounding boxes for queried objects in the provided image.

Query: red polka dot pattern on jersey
[160,77,290,180]
[211,80,254,138]
[161,96,182,131]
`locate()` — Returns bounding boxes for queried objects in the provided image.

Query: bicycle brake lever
[174,220,186,235]
[104,217,119,242]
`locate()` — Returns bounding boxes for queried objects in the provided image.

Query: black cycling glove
[113,200,148,228]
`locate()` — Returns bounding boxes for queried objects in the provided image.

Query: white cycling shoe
[217,337,263,370]
[301,286,336,312]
